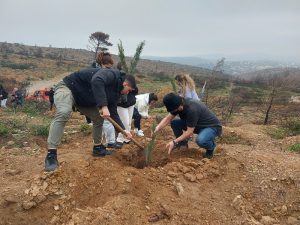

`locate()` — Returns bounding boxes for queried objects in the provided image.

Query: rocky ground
[0,110,299,225]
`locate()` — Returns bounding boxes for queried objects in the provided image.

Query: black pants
[132,108,141,130]
[86,116,92,124]
[50,101,54,110]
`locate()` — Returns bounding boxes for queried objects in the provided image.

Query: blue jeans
[171,119,222,151]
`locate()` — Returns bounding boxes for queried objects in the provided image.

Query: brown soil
[0,113,300,225]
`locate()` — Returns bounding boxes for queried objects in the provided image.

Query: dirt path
[26,72,69,94]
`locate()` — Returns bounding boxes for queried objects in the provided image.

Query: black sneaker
[114,142,123,149]
[92,145,113,157]
[106,143,116,148]
[45,153,59,172]
[203,150,214,159]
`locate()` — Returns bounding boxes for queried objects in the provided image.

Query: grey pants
[47,81,104,149]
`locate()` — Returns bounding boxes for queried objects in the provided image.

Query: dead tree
[87,32,112,61]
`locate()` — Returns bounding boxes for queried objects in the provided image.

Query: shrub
[283,119,300,136]
[265,127,287,139]
[31,124,49,136]
[289,143,300,153]
[0,60,36,70]
[80,124,92,135]
[0,123,9,136]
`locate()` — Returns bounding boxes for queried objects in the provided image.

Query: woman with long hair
[175,74,199,100]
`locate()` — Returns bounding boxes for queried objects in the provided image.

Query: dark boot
[92,145,113,157]
[45,151,59,171]
[203,150,214,159]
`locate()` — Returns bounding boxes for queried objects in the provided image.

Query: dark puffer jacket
[63,67,126,129]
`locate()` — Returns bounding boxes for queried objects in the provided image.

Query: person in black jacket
[45,52,137,172]
[45,87,55,110]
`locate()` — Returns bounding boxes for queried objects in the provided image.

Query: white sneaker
[137,130,144,137]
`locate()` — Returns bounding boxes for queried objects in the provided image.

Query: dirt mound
[0,118,300,225]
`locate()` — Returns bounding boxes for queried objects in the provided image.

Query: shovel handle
[106,117,144,151]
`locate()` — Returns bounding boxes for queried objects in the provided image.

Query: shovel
[106,116,144,151]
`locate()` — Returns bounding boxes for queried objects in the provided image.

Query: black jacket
[63,67,126,129]
[0,88,8,99]
[117,88,138,108]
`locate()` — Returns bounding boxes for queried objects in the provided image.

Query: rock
[232,195,243,210]
[281,205,288,214]
[34,194,46,204]
[126,178,132,183]
[196,173,204,180]
[167,171,178,178]
[23,147,31,151]
[7,141,15,146]
[50,215,59,224]
[5,169,21,175]
[54,205,60,211]
[24,189,30,195]
[146,206,150,210]
[42,181,48,190]
[178,165,190,174]
[185,162,198,168]
[184,173,196,182]
[287,217,298,225]
[22,142,29,147]
[22,201,36,210]
[260,216,276,225]
[271,177,277,181]
[5,196,19,204]
[174,182,184,196]
[31,185,40,197]
[201,158,210,164]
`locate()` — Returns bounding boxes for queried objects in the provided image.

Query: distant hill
[0,42,215,78]
[240,67,300,80]
[143,56,300,76]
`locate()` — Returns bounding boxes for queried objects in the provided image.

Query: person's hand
[124,131,132,140]
[100,106,110,118]
[166,140,175,155]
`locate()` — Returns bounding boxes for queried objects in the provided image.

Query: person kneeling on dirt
[45,52,137,172]
[154,92,222,159]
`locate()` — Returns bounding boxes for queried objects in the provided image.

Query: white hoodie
[135,93,150,118]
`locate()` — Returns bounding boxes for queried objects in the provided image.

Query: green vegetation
[144,122,157,166]
[0,123,9,136]
[219,132,251,145]
[0,60,36,70]
[31,124,49,136]
[288,143,300,153]
[80,124,92,135]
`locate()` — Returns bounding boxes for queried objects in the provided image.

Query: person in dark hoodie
[45,52,137,171]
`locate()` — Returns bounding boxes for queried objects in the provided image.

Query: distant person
[11,87,24,109]
[154,93,222,159]
[45,87,55,110]
[45,52,136,171]
[133,93,158,136]
[175,74,199,100]
[0,85,8,108]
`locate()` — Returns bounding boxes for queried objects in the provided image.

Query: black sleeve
[91,70,116,108]
[186,108,198,128]
[108,105,125,130]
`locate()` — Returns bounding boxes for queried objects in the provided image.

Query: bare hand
[100,106,110,118]
[166,141,175,155]
[125,131,132,140]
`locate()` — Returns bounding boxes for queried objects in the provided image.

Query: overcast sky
[0,0,299,61]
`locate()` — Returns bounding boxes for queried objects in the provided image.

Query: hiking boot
[106,142,123,150]
[202,150,214,159]
[92,145,113,157]
[45,152,59,172]
[114,142,123,149]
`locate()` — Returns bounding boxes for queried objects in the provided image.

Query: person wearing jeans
[154,92,222,159]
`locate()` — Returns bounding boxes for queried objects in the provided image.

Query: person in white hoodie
[133,93,158,136]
